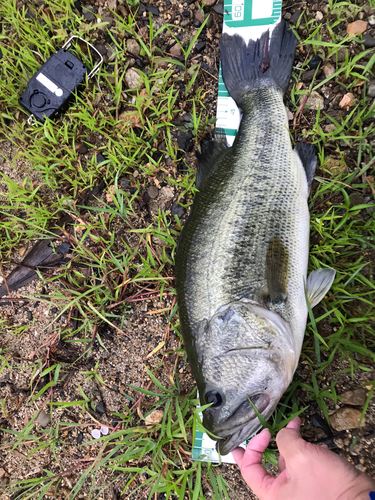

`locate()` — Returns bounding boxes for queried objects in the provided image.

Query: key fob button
[30,91,47,108]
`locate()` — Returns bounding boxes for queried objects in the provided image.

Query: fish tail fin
[219,20,297,106]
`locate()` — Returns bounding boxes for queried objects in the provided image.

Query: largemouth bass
[175,21,336,455]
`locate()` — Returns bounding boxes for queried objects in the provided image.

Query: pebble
[124,68,144,89]
[302,69,318,82]
[171,202,185,217]
[369,15,375,26]
[349,192,365,207]
[98,16,114,30]
[77,432,84,444]
[315,11,323,20]
[170,43,182,57]
[284,12,292,20]
[146,5,159,15]
[36,410,51,428]
[95,44,107,56]
[339,92,355,108]
[196,41,206,52]
[308,55,322,69]
[195,9,204,24]
[159,186,174,199]
[363,33,375,48]
[322,62,335,78]
[290,10,302,23]
[306,91,324,110]
[336,47,348,62]
[341,388,367,406]
[82,4,95,21]
[96,401,106,414]
[213,2,223,15]
[329,407,365,431]
[368,80,375,98]
[27,311,33,321]
[145,409,164,427]
[147,186,159,199]
[126,39,141,56]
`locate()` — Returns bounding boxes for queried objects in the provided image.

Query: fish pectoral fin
[196,140,229,188]
[306,268,336,308]
[294,143,317,190]
[266,237,289,304]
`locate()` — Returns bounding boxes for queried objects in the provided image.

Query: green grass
[0,0,375,498]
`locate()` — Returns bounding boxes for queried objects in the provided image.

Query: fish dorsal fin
[294,143,317,190]
[266,236,289,304]
[196,140,229,188]
[306,268,336,308]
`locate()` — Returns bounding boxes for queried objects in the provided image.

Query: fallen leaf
[19,247,26,257]
[347,20,368,35]
[106,185,116,203]
[296,82,303,91]
[339,92,355,108]
[353,79,365,87]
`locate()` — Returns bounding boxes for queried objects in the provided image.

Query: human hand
[232,417,375,500]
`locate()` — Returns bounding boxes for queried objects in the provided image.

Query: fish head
[196,301,296,456]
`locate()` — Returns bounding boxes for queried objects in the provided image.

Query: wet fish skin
[175,21,335,455]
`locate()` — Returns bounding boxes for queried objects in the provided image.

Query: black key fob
[19,36,103,124]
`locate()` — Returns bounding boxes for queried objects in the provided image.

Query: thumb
[276,426,306,464]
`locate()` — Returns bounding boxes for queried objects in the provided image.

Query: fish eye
[205,391,223,408]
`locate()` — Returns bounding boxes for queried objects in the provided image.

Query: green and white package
[192,0,281,463]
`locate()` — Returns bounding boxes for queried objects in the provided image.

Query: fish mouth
[213,393,272,456]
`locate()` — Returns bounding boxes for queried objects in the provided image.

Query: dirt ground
[1,0,375,498]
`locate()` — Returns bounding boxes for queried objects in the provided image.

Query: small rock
[98,16,114,30]
[195,9,204,24]
[170,43,182,57]
[196,41,206,52]
[152,236,166,246]
[36,410,51,428]
[146,5,159,15]
[347,20,368,35]
[308,55,322,69]
[145,409,164,427]
[349,192,365,207]
[172,202,185,217]
[315,11,323,20]
[77,432,84,444]
[322,62,335,78]
[147,186,159,199]
[306,91,324,110]
[302,69,318,82]
[324,124,336,133]
[368,80,375,98]
[82,4,95,21]
[95,44,107,56]
[369,15,375,26]
[193,18,201,27]
[330,407,365,431]
[341,388,367,406]
[339,92,355,108]
[96,401,106,414]
[213,2,223,14]
[124,68,144,89]
[336,47,348,62]
[107,0,117,9]
[363,33,375,48]
[27,311,33,321]
[290,10,302,23]
[284,12,292,20]
[159,186,174,199]
[126,39,141,56]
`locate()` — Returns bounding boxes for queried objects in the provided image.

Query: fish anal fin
[196,140,229,188]
[266,236,289,304]
[306,268,336,308]
[294,143,317,190]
